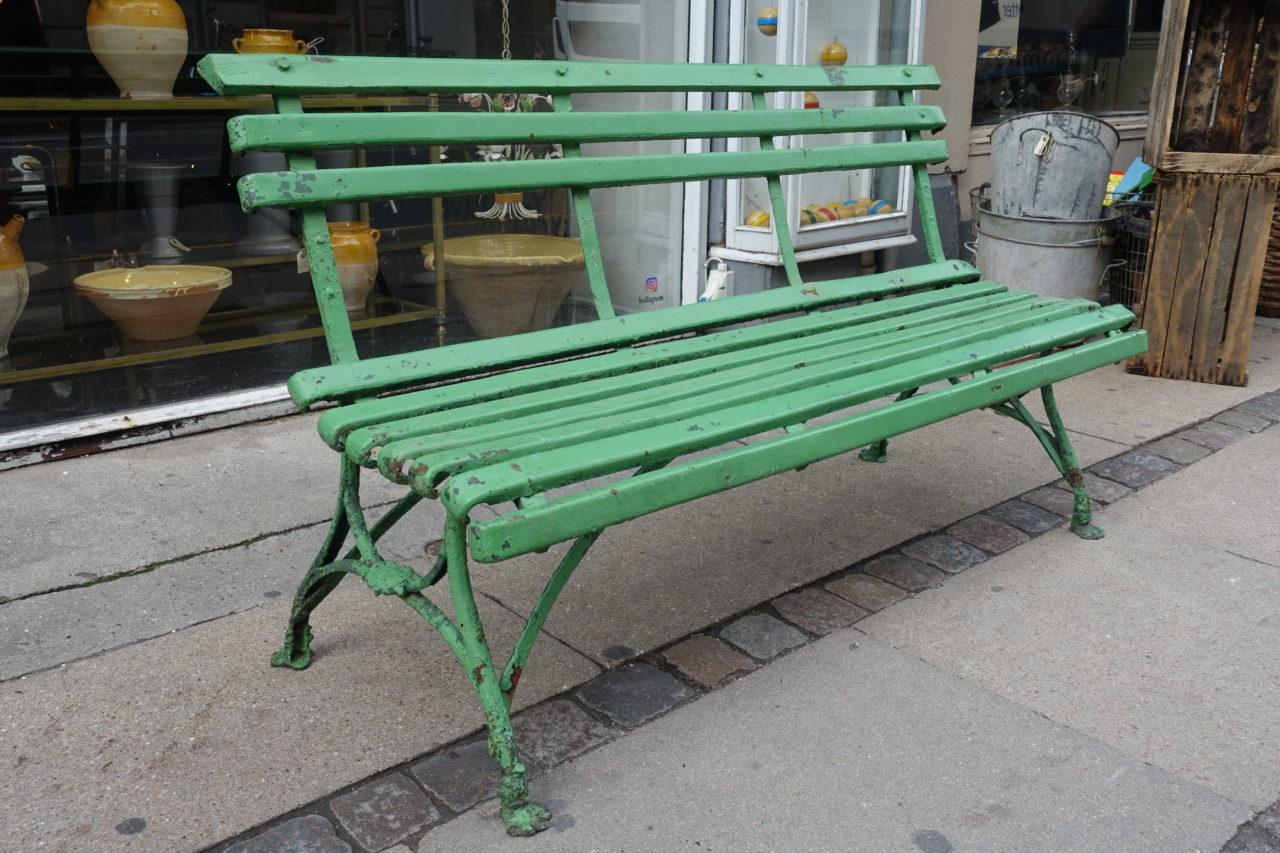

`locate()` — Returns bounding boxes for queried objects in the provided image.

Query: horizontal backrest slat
[238,139,947,209]
[198,55,940,96]
[228,105,946,152]
[286,260,980,407]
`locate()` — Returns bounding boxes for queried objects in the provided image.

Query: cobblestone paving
[208,390,1280,853]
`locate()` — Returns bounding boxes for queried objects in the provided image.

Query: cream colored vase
[74,265,231,341]
[422,235,585,338]
[86,0,189,100]
[328,221,380,314]
[0,216,29,361]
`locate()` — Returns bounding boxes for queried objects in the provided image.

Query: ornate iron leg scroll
[272,457,425,669]
[990,384,1103,540]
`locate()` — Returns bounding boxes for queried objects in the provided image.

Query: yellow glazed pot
[86,0,189,99]
[0,216,28,360]
[74,265,231,341]
[422,235,585,339]
[233,28,308,54]
[328,221,381,314]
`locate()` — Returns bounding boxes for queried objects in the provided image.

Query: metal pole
[430,93,447,346]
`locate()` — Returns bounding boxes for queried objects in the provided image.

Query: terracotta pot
[328,221,380,314]
[86,0,189,100]
[422,235,585,338]
[74,265,231,341]
[233,28,308,55]
[0,216,28,360]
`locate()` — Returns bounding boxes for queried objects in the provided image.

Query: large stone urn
[86,0,189,100]
[422,235,585,338]
[0,216,29,360]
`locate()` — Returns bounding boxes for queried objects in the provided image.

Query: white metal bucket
[989,111,1120,221]
[973,224,1116,301]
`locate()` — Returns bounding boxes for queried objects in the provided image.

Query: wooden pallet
[1260,204,1280,318]
[1128,173,1279,385]
[1145,0,1280,174]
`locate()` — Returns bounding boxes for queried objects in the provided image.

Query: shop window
[722,0,925,263]
[0,0,703,438]
[972,0,1166,126]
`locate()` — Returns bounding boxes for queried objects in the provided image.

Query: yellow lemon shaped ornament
[820,39,848,67]
[756,5,779,36]
[744,209,771,228]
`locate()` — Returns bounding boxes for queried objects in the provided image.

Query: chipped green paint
[202,53,1147,837]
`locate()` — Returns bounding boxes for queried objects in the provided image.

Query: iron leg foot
[499,773,552,837]
[271,624,315,669]
[1070,522,1105,540]
[859,441,889,463]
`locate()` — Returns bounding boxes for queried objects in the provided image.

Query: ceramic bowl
[74,265,232,341]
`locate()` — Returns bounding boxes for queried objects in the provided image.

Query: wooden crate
[1146,0,1280,172]
[1128,172,1279,385]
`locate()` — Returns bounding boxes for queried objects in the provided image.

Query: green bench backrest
[197,55,951,382]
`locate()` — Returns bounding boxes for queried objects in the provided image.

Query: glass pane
[972,0,1167,125]
[793,0,909,231]
[560,0,690,313]
[0,0,692,436]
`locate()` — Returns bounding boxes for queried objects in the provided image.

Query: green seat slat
[228,106,947,152]
[378,295,1062,486]
[465,330,1147,562]
[237,140,947,210]
[438,304,1138,517]
[323,280,1009,453]
[290,259,976,409]
[198,55,940,96]
[341,289,1032,466]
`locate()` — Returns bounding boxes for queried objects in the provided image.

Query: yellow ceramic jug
[0,216,29,360]
[233,28,308,54]
[327,221,381,314]
[86,0,188,99]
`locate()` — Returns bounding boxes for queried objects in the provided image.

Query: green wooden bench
[198,53,1148,836]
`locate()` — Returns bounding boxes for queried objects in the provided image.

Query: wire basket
[1105,192,1154,309]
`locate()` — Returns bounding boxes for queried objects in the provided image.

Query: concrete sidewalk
[423,422,1280,852]
[1,319,1278,852]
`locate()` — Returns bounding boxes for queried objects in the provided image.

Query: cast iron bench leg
[859,387,921,462]
[991,382,1103,540]
[439,515,551,836]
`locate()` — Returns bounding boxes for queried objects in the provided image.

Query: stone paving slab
[861,553,945,591]
[863,431,1280,808]
[421,634,1248,851]
[577,662,693,728]
[824,573,906,612]
[986,498,1065,534]
[770,587,867,635]
[1114,428,1280,569]
[225,815,351,853]
[0,583,599,853]
[720,612,808,659]
[948,513,1028,554]
[0,414,409,602]
[902,534,987,573]
[660,635,756,688]
[0,498,471,684]
[330,773,437,852]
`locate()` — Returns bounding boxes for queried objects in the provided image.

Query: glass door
[553,0,708,312]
